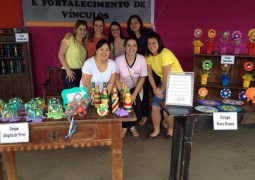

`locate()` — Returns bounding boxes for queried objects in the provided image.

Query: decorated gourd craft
[101,84,109,108]
[94,85,101,108]
[90,82,95,106]
[111,87,119,113]
[123,89,132,113]
[120,82,125,104]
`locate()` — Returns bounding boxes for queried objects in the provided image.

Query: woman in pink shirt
[87,16,107,58]
[115,37,148,138]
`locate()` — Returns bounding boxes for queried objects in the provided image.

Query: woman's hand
[131,93,137,104]
[66,69,76,82]
[153,87,164,98]
[64,32,73,39]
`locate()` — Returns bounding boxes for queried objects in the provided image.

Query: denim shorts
[152,83,166,107]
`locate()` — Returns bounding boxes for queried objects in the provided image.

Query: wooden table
[159,102,255,180]
[0,107,136,180]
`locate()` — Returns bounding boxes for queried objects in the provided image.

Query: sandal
[130,127,139,137]
[139,117,148,126]
[162,119,168,129]
[122,128,127,138]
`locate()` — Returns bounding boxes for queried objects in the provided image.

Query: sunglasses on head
[76,20,87,25]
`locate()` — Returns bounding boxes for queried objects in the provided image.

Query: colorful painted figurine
[97,104,109,116]
[111,87,119,113]
[94,85,101,108]
[47,98,64,119]
[123,89,132,113]
[245,87,255,103]
[0,99,4,115]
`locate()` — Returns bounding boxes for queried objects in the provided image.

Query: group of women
[58,15,183,139]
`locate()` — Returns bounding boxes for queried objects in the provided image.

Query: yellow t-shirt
[62,36,86,69]
[146,48,183,78]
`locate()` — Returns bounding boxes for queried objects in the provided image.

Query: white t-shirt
[80,57,116,91]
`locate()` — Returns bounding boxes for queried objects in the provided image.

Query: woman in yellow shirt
[58,20,88,89]
[146,32,183,139]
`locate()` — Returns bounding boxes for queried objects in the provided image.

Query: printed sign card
[165,72,194,107]
[0,122,29,143]
[213,112,238,130]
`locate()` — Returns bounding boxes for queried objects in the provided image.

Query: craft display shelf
[0,34,34,102]
[193,54,255,101]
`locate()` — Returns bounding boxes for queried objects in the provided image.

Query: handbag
[126,61,144,101]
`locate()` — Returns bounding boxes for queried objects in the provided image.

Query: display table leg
[111,122,123,180]
[169,117,184,180]
[2,151,18,180]
[180,117,196,180]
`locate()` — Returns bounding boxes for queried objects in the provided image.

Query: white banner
[22,0,154,27]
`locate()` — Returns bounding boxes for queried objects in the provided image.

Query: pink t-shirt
[115,54,148,89]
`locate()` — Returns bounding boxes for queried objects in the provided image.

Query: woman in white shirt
[81,39,116,94]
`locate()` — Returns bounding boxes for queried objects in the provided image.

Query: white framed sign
[165,72,194,107]
[0,122,29,144]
